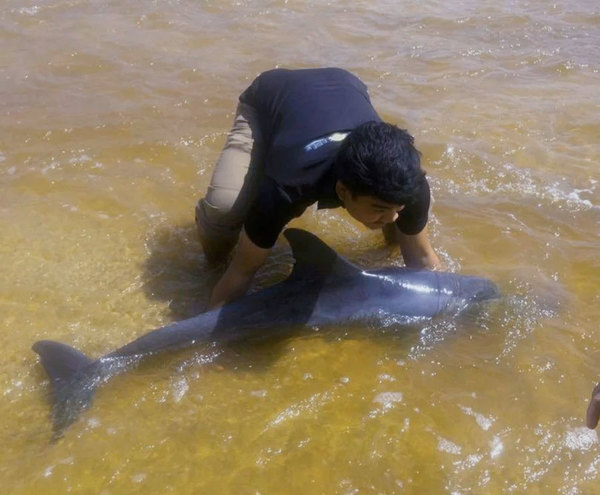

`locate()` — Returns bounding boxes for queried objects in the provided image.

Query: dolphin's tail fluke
[32,340,98,440]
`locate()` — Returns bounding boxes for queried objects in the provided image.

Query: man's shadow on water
[141,222,219,319]
[140,222,301,373]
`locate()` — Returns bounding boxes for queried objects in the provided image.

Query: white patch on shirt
[304,132,349,152]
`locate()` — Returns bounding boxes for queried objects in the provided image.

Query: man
[586,383,600,429]
[196,68,442,310]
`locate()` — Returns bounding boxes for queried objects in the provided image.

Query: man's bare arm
[207,228,270,310]
[383,224,442,270]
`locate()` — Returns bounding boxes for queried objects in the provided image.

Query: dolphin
[33,228,499,438]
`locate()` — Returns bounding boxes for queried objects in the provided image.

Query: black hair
[334,121,426,205]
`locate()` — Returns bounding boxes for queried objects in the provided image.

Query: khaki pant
[195,103,263,262]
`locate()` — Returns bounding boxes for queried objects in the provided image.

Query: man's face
[335,181,405,229]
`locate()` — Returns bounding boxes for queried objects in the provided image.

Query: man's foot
[197,230,236,266]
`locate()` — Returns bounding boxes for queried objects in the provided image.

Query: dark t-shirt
[240,68,430,248]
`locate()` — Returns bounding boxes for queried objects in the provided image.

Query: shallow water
[1,0,599,493]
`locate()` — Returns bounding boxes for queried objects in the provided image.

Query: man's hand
[206,228,270,311]
[383,224,443,270]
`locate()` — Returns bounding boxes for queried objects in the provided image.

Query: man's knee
[195,198,242,263]
[195,102,262,263]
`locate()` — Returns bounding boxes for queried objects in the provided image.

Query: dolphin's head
[460,276,500,302]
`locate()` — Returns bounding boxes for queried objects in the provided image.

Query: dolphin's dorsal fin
[283,228,361,280]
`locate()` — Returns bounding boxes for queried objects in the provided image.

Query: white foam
[367,391,404,419]
[131,473,147,483]
[459,405,494,431]
[18,6,40,15]
[266,391,332,430]
[453,453,484,472]
[490,435,504,459]
[171,376,189,403]
[563,427,598,451]
[372,391,403,408]
[68,154,92,165]
[438,436,462,455]
[435,160,598,212]
[87,417,101,429]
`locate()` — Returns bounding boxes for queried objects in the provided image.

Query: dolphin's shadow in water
[141,222,297,318]
[139,222,300,371]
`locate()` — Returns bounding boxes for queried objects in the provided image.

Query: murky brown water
[1,0,599,493]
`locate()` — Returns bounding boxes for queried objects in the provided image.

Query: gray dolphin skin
[33,228,499,438]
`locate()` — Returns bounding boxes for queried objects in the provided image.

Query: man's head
[333,121,426,229]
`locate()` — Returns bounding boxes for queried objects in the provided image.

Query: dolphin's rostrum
[33,228,499,439]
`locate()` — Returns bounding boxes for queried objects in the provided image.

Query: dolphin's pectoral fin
[32,340,97,440]
[284,228,362,280]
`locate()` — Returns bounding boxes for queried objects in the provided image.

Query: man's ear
[335,180,349,205]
